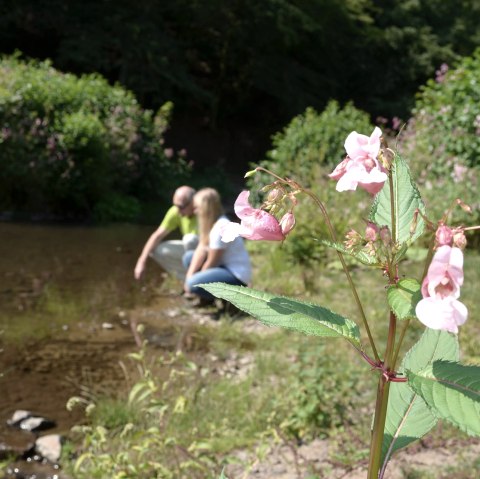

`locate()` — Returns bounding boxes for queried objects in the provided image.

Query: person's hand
[134,260,145,280]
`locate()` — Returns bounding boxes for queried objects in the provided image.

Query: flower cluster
[415,244,467,334]
[220,190,295,243]
[414,222,471,333]
[329,127,388,195]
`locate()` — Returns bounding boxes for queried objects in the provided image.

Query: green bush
[257,101,373,186]
[0,54,189,220]
[247,101,374,272]
[398,49,480,236]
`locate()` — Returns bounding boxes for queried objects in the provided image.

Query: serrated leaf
[380,330,459,475]
[407,361,480,436]
[200,283,361,346]
[320,239,379,266]
[387,278,422,321]
[370,154,425,244]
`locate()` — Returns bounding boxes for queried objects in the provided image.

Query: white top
[210,216,252,285]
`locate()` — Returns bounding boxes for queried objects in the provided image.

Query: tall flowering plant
[202,128,480,478]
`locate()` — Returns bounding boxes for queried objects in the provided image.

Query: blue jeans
[182,250,245,300]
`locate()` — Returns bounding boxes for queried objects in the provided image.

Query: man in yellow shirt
[134,186,198,281]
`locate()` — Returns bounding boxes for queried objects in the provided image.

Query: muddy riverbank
[0,222,173,432]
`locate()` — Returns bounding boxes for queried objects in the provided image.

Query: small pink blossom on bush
[415,245,467,333]
[329,127,388,195]
[220,191,288,242]
[163,148,174,158]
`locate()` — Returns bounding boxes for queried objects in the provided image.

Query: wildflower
[435,224,454,247]
[329,127,388,195]
[365,221,379,242]
[415,245,467,333]
[220,191,291,242]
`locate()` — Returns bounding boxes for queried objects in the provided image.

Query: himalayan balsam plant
[201,127,480,478]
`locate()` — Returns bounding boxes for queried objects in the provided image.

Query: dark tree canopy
[2,0,480,126]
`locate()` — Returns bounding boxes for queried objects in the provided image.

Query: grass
[60,243,480,478]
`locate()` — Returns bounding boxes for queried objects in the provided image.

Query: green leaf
[380,329,459,475]
[320,239,379,266]
[200,283,361,346]
[407,361,480,436]
[387,278,422,321]
[369,154,425,244]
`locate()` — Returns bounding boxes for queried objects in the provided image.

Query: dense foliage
[1,0,480,124]
[248,101,373,272]
[399,48,480,235]
[0,55,189,220]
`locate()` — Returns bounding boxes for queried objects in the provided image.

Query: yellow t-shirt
[160,206,197,235]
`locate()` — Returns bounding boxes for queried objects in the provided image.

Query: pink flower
[415,245,468,333]
[435,224,454,247]
[365,221,379,242]
[415,297,468,334]
[329,127,388,195]
[220,191,289,242]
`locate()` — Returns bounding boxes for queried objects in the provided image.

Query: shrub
[257,101,373,186]
[247,101,374,273]
[398,49,480,237]
[0,53,189,220]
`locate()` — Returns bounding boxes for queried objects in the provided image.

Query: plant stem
[302,188,380,362]
[388,170,397,244]
[368,170,399,478]
[367,311,397,479]
[391,318,409,369]
[254,166,380,362]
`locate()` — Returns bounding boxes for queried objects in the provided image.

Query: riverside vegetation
[2,42,480,479]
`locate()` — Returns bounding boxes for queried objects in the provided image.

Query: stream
[0,221,176,434]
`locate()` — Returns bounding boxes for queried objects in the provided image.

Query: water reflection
[0,222,167,341]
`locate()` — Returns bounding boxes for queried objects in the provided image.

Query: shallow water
[0,222,176,433]
[0,222,162,319]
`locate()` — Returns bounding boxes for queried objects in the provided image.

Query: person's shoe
[190,297,215,308]
[181,291,196,301]
[220,300,243,318]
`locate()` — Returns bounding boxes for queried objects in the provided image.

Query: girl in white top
[183,188,251,301]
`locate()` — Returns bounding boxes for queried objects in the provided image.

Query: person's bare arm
[201,248,223,271]
[183,245,209,292]
[185,245,208,278]
[134,226,169,279]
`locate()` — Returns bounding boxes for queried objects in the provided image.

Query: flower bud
[279,212,295,236]
[379,226,391,246]
[456,199,472,214]
[365,221,379,242]
[435,224,454,247]
[267,188,283,203]
[344,229,362,249]
[244,169,257,178]
[453,229,467,249]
